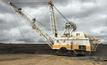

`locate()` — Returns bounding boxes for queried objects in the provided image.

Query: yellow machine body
[52,32,100,52]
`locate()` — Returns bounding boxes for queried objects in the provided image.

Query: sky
[0,0,107,43]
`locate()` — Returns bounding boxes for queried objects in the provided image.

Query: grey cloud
[0,0,107,42]
[1,0,70,8]
[0,4,11,13]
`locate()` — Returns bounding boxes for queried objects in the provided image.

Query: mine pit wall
[0,43,107,57]
[0,43,52,54]
[94,44,107,57]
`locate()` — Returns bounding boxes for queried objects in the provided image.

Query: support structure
[48,0,58,37]
[9,2,53,48]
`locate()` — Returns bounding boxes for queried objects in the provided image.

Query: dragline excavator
[9,0,100,55]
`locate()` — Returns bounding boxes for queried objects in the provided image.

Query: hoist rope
[53,5,70,23]
[9,4,33,42]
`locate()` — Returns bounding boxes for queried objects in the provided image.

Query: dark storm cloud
[14,0,70,6]
[0,0,107,43]
[56,0,97,18]
[1,0,70,8]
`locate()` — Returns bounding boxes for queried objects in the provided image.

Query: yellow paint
[86,46,91,51]
[52,45,71,50]
[52,44,92,52]
[72,45,79,50]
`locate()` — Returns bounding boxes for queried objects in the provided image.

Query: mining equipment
[9,0,101,55]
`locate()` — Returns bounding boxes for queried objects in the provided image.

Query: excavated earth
[0,43,107,57]
[0,43,107,65]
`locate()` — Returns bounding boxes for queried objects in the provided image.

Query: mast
[48,0,58,37]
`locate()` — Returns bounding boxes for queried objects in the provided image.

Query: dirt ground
[0,54,106,65]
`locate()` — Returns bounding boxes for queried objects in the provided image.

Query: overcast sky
[0,0,107,43]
